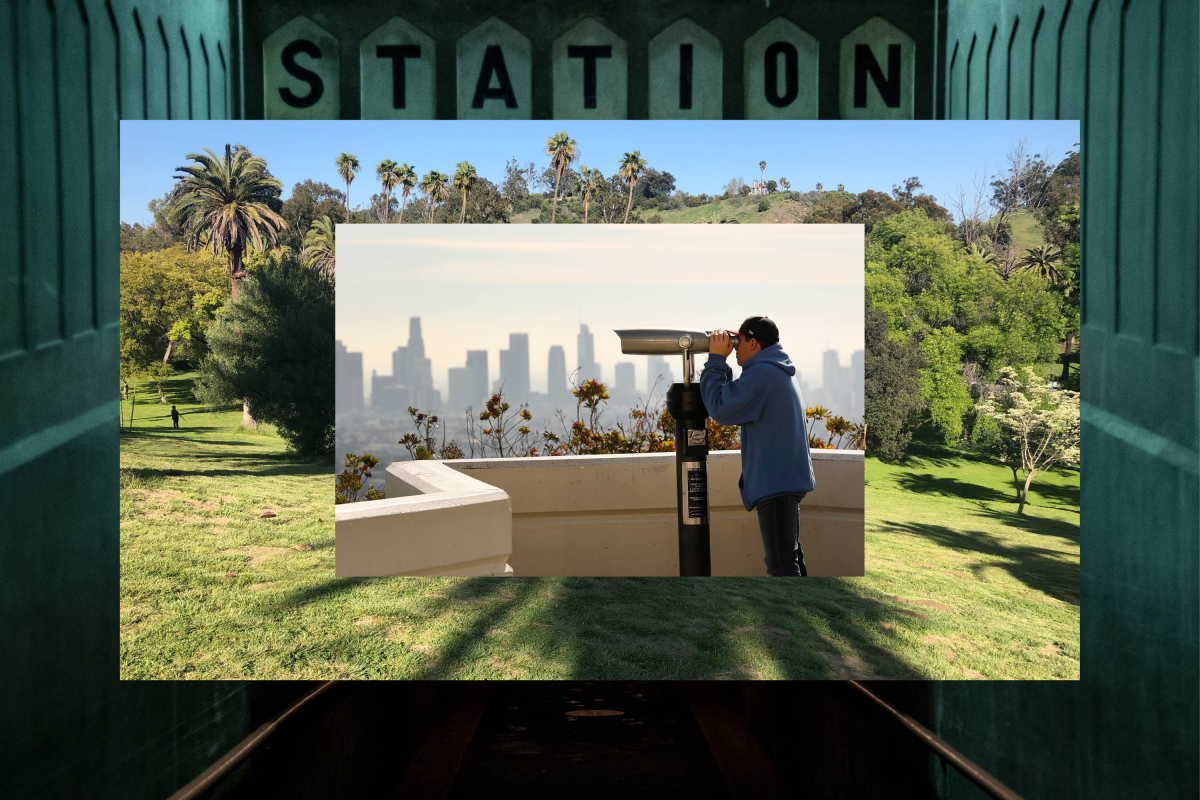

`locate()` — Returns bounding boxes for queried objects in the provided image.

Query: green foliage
[280,180,345,251]
[197,255,334,457]
[756,199,770,213]
[119,245,230,375]
[973,366,1080,514]
[301,216,336,281]
[434,178,512,224]
[919,327,973,444]
[335,453,385,504]
[864,293,926,460]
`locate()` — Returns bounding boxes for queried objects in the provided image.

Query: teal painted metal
[0,3,292,799]
[936,2,1198,798]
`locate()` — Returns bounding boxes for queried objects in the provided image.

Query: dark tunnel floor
[445,682,732,799]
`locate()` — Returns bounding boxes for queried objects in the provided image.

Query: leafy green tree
[196,255,334,457]
[635,168,677,199]
[301,216,335,282]
[453,161,478,223]
[619,150,647,223]
[335,153,360,214]
[974,366,1079,514]
[280,180,344,252]
[864,292,926,459]
[919,327,973,444]
[168,145,287,303]
[545,132,579,223]
[502,156,530,202]
[765,180,778,194]
[376,159,401,222]
[436,178,511,224]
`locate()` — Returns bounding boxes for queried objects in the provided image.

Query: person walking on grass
[170,405,181,429]
[701,317,816,576]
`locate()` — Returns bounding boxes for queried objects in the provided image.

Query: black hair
[738,316,779,348]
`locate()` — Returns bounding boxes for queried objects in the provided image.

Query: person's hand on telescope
[710,330,735,357]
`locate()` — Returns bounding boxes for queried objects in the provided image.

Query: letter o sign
[744,18,819,119]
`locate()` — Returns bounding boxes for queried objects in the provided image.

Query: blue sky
[120,119,1079,224]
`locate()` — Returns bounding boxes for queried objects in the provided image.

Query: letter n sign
[264,16,340,119]
[552,18,627,119]
[839,17,914,119]
[360,17,436,119]
[456,17,531,119]
[744,18,818,119]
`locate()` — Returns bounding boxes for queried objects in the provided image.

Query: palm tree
[453,161,478,223]
[397,163,417,223]
[619,150,646,224]
[545,131,579,223]
[779,177,791,192]
[578,166,598,224]
[169,144,286,302]
[169,144,286,430]
[1018,243,1064,284]
[336,152,360,215]
[376,159,400,222]
[420,170,449,222]
[302,216,336,282]
[759,160,767,192]
[965,242,998,264]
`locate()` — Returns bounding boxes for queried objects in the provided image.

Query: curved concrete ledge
[447,449,864,577]
[335,461,513,577]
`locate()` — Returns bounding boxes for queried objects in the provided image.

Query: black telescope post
[666,346,711,576]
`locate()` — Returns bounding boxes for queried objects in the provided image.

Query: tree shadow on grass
[125,456,329,480]
[880,520,1079,606]
[896,472,1012,504]
[972,505,1080,542]
[1026,477,1080,510]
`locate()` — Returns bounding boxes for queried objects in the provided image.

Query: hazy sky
[120,119,1080,224]
[337,225,863,399]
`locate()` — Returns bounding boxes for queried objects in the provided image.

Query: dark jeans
[756,494,808,577]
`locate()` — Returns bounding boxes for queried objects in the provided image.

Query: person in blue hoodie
[701,317,816,576]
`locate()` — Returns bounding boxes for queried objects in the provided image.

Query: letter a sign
[839,17,915,119]
[263,16,340,119]
[457,17,532,119]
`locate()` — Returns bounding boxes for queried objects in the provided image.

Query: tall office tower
[614,362,636,397]
[647,355,674,394]
[335,340,364,412]
[498,347,512,398]
[547,345,568,406]
[508,333,530,402]
[448,367,472,413]
[408,317,425,361]
[466,350,488,406]
[822,348,841,409]
[577,324,599,383]
[392,345,408,386]
[851,349,865,418]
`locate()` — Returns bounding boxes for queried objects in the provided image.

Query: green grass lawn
[511,192,802,225]
[121,380,1078,680]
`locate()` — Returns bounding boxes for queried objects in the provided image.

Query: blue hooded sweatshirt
[699,343,816,511]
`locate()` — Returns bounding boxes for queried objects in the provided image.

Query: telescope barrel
[613,329,737,356]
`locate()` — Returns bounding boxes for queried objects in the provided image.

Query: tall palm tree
[453,161,478,223]
[397,163,417,223]
[376,159,400,222]
[169,144,286,430]
[545,131,579,223]
[1018,243,1064,283]
[779,177,790,192]
[336,152,360,215]
[169,144,286,302]
[758,160,767,194]
[619,150,646,224]
[301,216,336,282]
[578,165,597,224]
[420,170,449,222]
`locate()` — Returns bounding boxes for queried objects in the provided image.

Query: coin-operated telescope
[613,330,738,576]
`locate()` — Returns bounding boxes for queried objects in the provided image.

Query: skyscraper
[466,350,488,406]
[647,355,674,395]
[448,367,472,413]
[335,340,364,412]
[508,333,530,403]
[822,348,841,403]
[548,345,568,406]
[392,345,408,386]
[577,324,599,383]
[614,362,636,398]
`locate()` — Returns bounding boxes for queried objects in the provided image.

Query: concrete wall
[335,461,513,577]
[446,450,864,577]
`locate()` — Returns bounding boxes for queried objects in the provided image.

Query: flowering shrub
[335,452,385,504]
